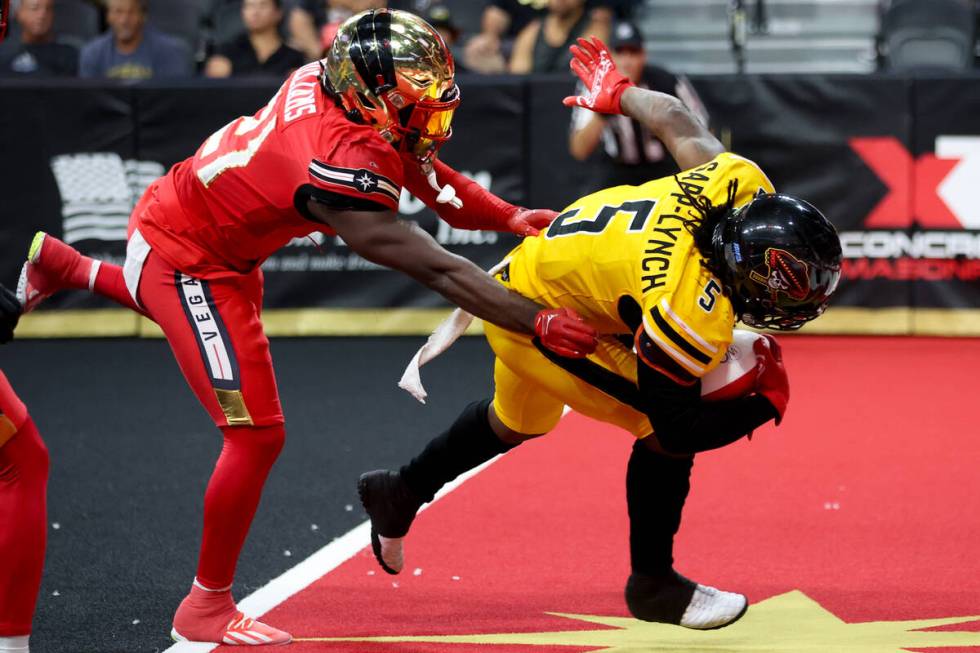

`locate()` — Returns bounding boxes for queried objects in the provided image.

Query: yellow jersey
[505,152,775,382]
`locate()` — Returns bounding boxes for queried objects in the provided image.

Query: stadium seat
[52,0,100,49]
[880,0,975,72]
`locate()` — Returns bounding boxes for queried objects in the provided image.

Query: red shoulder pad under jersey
[308,130,404,211]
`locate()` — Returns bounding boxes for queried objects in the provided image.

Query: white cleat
[625,570,748,630]
[679,582,749,629]
[377,535,405,574]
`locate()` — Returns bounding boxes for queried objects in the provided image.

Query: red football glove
[753,335,789,425]
[562,37,635,115]
[507,208,558,237]
[535,308,598,358]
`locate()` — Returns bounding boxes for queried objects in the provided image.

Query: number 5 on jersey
[699,278,722,312]
[545,200,656,238]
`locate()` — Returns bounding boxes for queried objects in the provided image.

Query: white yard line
[161,454,506,653]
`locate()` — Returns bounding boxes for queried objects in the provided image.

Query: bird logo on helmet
[749,248,811,302]
[319,8,460,165]
[714,193,843,331]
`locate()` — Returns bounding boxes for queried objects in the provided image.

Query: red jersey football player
[0,285,49,653]
[2,11,48,653]
[14,9,597,646]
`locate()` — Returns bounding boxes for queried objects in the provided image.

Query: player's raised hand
[535,307,598,358]
[507,207,558,237]
[753,335,789,425]
[0,283,23,344]
[562,37,634,115]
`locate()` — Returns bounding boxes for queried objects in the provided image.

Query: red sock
[172,580,238,642]
[194,424,285,589]
[0,418,49,637]
[35,235,144,315]
[91,262,145,315]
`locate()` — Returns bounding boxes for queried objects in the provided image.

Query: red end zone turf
[247,336,980,652]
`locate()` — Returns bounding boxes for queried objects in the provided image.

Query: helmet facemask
[385,82,460,163]
[715,193,842,331]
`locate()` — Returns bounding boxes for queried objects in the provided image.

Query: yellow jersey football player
[358,37,842,630]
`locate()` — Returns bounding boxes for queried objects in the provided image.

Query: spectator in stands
[568,21,710,190]
[288,0,386,60]
[0,0,78,76]
[201,0,257,51]
[205,0,305,78]
[480,0,548,45]
[463,0,546,74]
[424,4,464,68]
[465,0,610,74]
[79,0,193,79]
[510,0,609,73]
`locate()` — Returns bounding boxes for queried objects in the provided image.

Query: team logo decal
[355,169,379,193]
[297,591,980,651]
[750,248,810,301]
[720,343,739,365]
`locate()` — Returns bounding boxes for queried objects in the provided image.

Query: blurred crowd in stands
[1,0,977,80]
[1,0,975,194]
[0,0,642,79]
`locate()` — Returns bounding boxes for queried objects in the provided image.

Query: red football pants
[0,416,49,637]
[136,251,286,589]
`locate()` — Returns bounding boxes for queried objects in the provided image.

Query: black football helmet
[711,193,842,330]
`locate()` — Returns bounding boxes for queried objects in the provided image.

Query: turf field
[4,335,979,653]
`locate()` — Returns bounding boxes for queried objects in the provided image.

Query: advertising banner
[2,74,978,336]
[0,82,135,311]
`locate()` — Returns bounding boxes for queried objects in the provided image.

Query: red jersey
[0,370,27,446]
[137,61,405,279]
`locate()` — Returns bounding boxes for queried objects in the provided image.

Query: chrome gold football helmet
[321,9,460,163]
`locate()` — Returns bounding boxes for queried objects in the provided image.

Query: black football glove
[0,283,22,344]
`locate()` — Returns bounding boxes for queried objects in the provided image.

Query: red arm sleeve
[402,158,519,231]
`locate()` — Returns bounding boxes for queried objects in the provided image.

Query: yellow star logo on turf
[296,590,980,651]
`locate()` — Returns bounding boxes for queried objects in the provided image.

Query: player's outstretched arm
[620,87,724,171]
[562,37,724,171]
[308,202,597,356]
[401,158,557,237]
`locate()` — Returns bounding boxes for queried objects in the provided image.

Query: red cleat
[171,583,291,646]
[16,231,95,312]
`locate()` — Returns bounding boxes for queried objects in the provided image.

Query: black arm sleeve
[637,360,777,456]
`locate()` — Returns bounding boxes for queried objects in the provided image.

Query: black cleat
[357,470,422,575]
[625,570,748,629]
